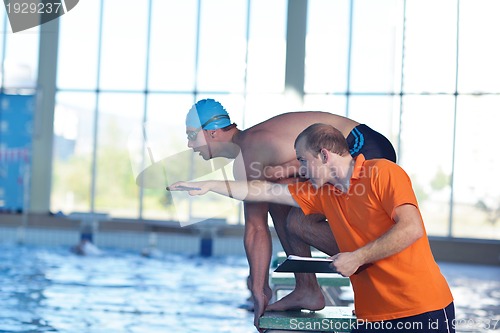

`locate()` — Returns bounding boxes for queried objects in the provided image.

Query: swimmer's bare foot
[266,287,325,312]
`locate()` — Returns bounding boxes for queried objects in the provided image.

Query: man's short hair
[294,123,350,156]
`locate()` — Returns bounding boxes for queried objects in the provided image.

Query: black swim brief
[346,124,397,163]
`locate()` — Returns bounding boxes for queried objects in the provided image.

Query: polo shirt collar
[351,154,366,180]
[324,154,366,195]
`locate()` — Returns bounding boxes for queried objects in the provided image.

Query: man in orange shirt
[169,123,455,332]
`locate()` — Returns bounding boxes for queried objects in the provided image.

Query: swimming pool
[0,243,498,333]
[0,243,255,333]
[438,261,500,332]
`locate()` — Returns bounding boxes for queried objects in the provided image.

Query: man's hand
[252,291,270,332]
[330,252,363,277]
[167,181,208,195]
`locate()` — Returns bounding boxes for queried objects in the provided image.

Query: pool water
[0,243,499,333]
[438,262,500,332]
[0,244,255,333]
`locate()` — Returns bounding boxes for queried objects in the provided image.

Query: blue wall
[0,94,35,212]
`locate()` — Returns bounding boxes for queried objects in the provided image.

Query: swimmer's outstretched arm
[167,180,298,207]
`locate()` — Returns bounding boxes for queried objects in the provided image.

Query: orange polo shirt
[288,154,453,321]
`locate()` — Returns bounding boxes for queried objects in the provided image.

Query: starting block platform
[259,306,356,332]
[271,271,353,306]
[271,272,350,287]
[271,251,354,306]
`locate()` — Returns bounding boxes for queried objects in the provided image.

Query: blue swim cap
[186,99,231,130]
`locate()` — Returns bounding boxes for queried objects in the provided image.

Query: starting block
[270,271,353,306]
[271,251,354,306]
[271,272,350,288]
[259,306,356,332]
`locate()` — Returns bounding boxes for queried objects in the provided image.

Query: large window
[49,0,500,239]
[0,16,39,90]
[304,0,500,239]
[53,0,287,224]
